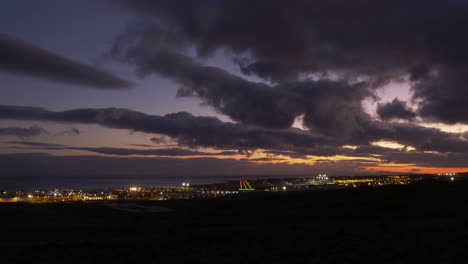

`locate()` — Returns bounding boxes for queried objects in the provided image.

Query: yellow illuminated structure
[239,180,255,191]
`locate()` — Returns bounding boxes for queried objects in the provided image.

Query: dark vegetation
[1,181,468,263]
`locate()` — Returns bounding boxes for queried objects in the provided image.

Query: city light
[0,174,459,203]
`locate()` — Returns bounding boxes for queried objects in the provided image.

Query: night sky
[1,0,468,178]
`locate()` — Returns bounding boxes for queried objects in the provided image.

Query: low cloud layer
[7,142,238,157]
[1,104,468,170]
[0,105,335,155]
[0,153,370,178]
[0,125,48,138]
[6,141,64,148]
[0,125,80,139]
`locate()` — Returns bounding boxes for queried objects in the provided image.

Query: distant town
[0,173,462,203]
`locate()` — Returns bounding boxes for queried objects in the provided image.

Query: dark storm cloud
[413,68,468,124]
[377,99,416,121]
[0,105,335,154]
[111,43,373,133]
[113,48,305,129]
[108,0,468,79]
[0,125,48,138]
[0,33,134,89]
[108,0,468,126]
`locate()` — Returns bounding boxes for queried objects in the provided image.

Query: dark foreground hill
[1,182,468,263]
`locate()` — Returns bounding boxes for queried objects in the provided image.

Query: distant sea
[0,175,299,191]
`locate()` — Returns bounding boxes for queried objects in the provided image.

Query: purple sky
[1,0,468,178]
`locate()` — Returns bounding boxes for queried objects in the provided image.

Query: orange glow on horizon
[363,166,468,174]
[6,145,468,175]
